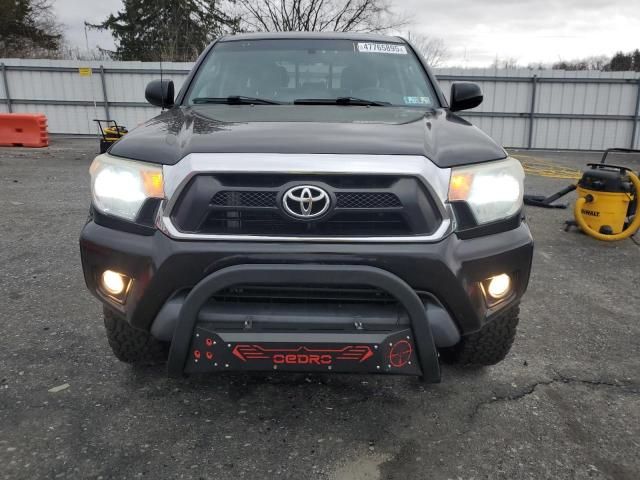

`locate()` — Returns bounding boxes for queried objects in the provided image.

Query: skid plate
[185,326,422,375]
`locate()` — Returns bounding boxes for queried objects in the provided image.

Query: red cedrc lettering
[273,354,332,365]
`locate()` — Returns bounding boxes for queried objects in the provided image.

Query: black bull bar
[167,264,442,382]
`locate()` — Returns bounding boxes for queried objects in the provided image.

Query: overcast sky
[54,0,640,67]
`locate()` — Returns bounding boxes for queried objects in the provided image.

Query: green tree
[608,51,633,71]
[0,0,62,57]
[632,49,640,72]
[90,0,240,61]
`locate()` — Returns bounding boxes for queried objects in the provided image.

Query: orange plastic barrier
[0,113,49,147]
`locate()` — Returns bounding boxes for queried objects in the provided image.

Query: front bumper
[80,219,533,334]
[171,264,440,380]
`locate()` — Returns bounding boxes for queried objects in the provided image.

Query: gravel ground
[1,138,639,480]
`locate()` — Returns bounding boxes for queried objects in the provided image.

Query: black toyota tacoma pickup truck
[80,32,533,382]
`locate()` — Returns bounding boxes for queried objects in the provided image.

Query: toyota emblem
[282,185,331,219]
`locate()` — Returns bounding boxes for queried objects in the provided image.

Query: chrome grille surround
[158,153,453,242]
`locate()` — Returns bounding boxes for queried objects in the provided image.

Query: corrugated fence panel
[103,61,191,104]
[536,71,638,115]
[0,59,197,136]
[437,68,534,113]
[529,70,640,149]
[16,103,99,133]
[533,118,634,150]
[436,68,535,148]
[1,59,639,150]
[108,105,161,132]
[104,71,156,103]
[473,116,529,148]
[436,68,640,150]
[9,69,101,101]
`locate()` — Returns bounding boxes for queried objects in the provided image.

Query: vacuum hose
[574,170,640,241]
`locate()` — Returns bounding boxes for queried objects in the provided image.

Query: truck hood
[109,105,506,168]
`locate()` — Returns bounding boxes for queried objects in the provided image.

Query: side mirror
[145,79,175,108]
[450,82,483,112]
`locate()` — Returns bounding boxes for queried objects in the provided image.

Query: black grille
[205,285,408,331]
[213,285,396,304]
[211,191,276,208]
[336,192,401,209]
[210,190,401,210]
[200,211,411,236]
[171,174,442,237]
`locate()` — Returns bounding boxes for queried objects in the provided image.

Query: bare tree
[491,56,519,70]
[60,45,111,61]
[526,62,546,70]
[409,33,448,67]
[234,0,404,33]
[552,55,609,71]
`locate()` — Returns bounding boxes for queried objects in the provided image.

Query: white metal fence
[1,58,639,150]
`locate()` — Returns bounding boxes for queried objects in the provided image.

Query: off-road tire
[103,307,168,364]
[440,304,520,366]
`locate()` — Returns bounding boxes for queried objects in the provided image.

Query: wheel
[440,304,520,366]
[103,307,168,364]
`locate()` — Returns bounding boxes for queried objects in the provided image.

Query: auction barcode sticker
[357,43,407,55]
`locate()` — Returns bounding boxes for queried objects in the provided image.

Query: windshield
[186,39,438,107]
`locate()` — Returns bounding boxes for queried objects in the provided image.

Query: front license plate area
[184,326,422,375]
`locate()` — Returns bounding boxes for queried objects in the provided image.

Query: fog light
[487,273,511,299]
[101,270,127,296]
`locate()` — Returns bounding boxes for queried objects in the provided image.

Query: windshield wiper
[193,96,282,105]
[294,97,390,107]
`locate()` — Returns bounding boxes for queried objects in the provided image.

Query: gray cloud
[53,0,122,51]
[398,0,640,66]
[53,0,640,66]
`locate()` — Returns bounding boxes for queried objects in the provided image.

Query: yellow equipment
[94,119,128,153]
[524,148,639,242]
[573,164,640,241]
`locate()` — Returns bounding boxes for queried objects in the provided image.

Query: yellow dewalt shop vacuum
[524,148,640,242]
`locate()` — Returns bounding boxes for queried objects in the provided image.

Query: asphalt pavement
[1,138,639,480]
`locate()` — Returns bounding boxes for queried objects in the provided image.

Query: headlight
[89,155,164,221]
[448,157,524,224]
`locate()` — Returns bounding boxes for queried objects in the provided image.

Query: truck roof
[218,31,406,43]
